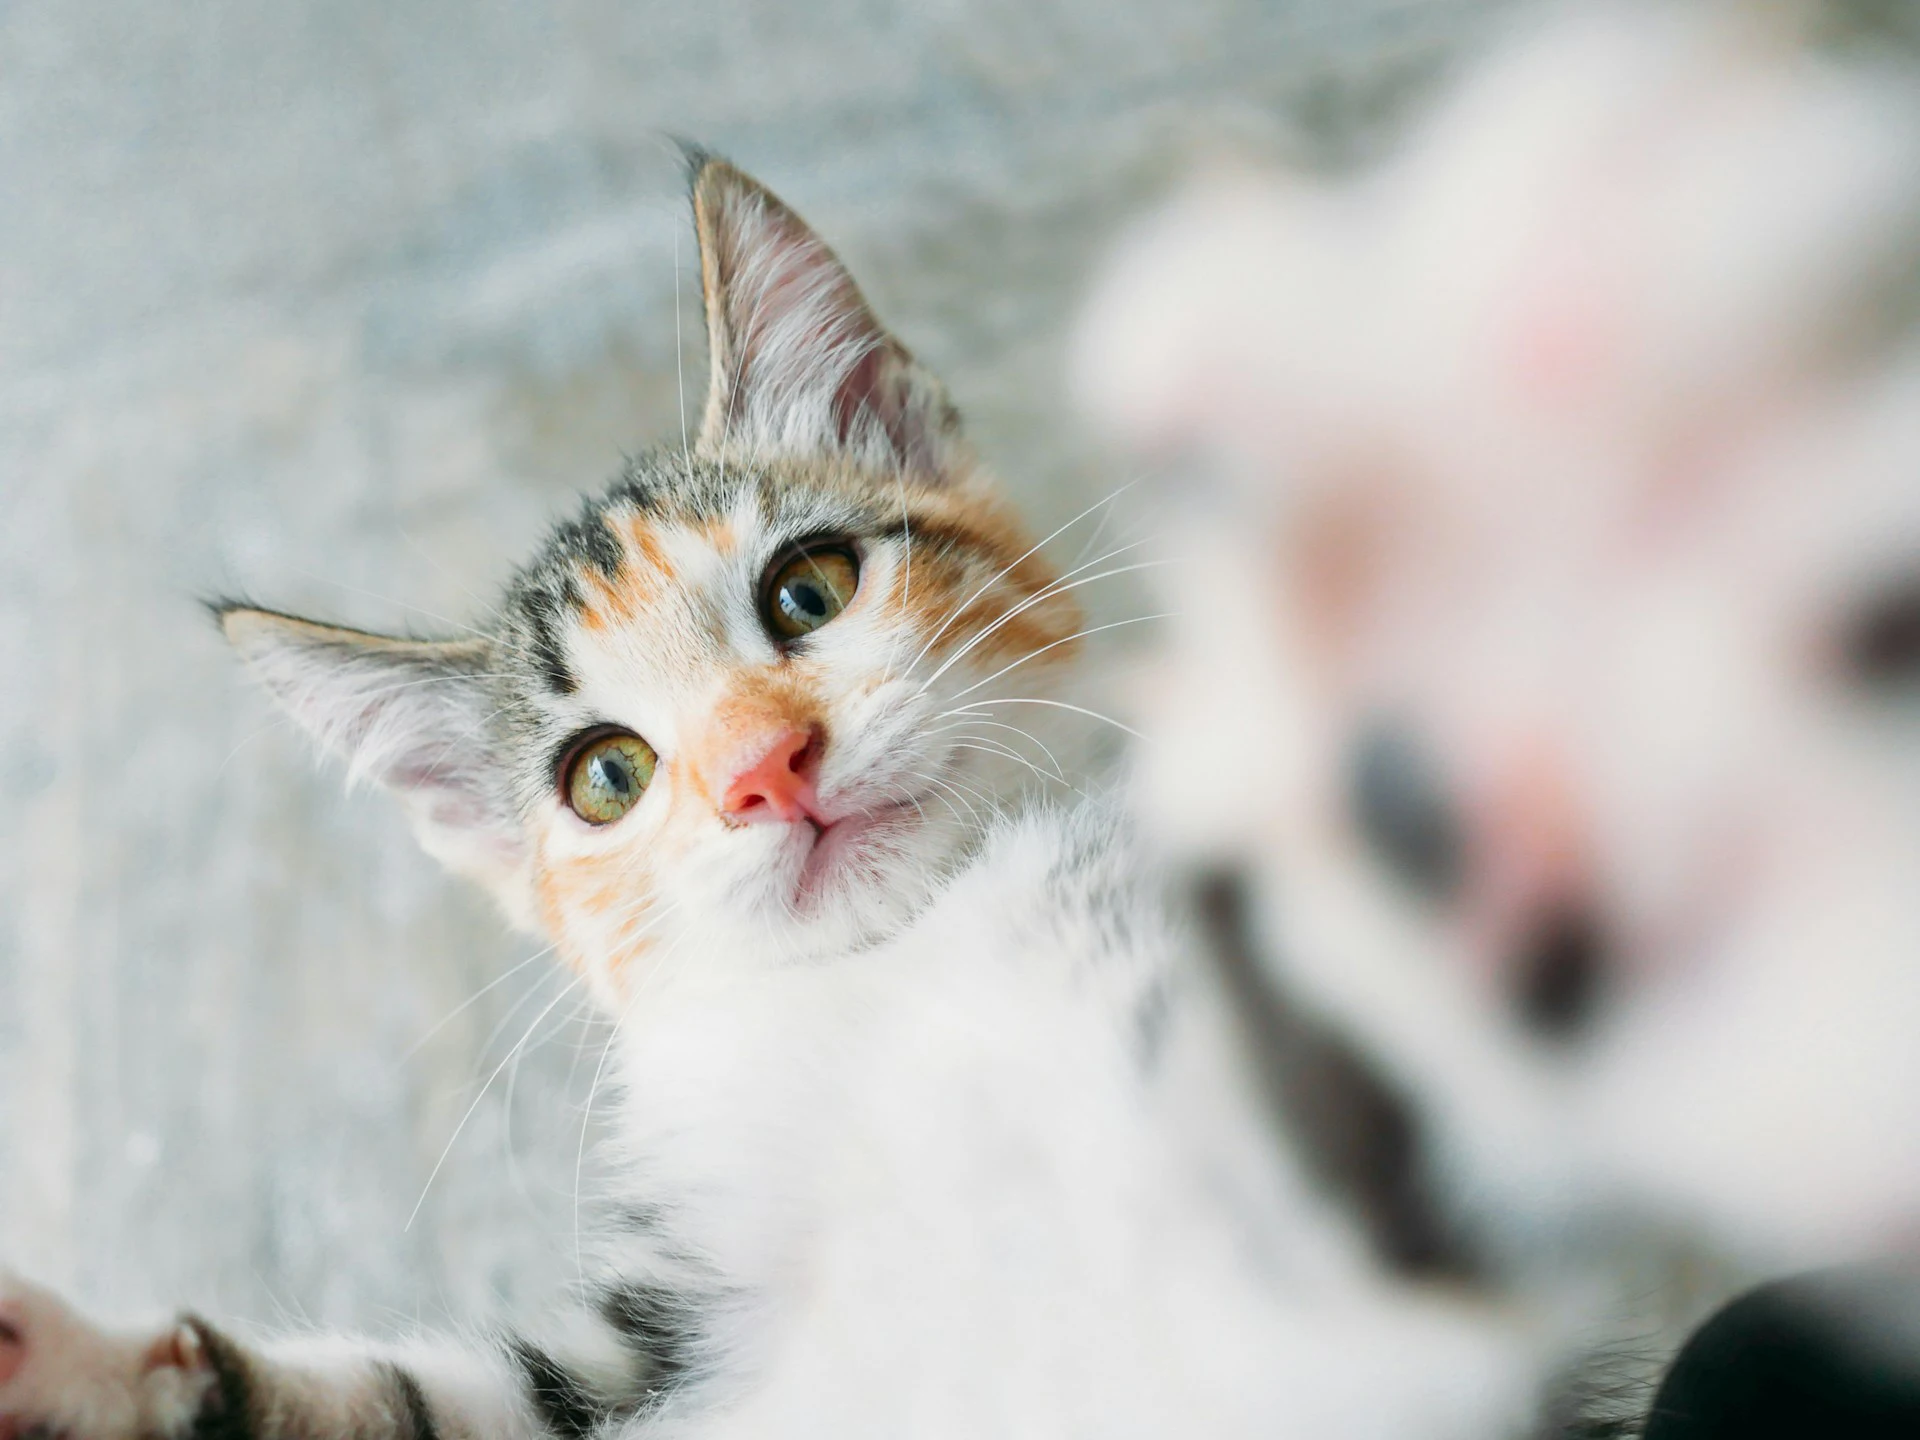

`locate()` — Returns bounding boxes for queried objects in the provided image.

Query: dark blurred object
[1191,870,1472,1281]
[1350,722,1462,902]
[1645,1268,1920,1439]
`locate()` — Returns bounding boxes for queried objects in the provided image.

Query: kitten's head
[222,158,1083,1001]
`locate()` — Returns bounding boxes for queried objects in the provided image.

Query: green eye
[763,545,859,640]
[564,731,657,825]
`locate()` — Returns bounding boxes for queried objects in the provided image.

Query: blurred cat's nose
[721,726,823,825]
[1354,717,1608,1035]
[1510,904,1605,1039]
[1459,734,1609,1037]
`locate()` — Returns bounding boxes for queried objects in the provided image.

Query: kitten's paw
[0,1273,212,1440]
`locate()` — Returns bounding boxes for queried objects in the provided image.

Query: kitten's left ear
[690,154,970,480]
[218,606,537,928]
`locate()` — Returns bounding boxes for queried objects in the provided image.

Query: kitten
[0,158,1540,1440]
[1074,0,1920,1403]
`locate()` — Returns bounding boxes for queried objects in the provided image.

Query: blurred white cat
[1077,0,1920,1279]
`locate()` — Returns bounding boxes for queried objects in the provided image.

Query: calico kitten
[220,153,1089,991]
[0,158,1540,1440]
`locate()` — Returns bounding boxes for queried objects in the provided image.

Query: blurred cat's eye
[563,730,657,825]
[1349,721,1461,899]
[1843,580,1920,691]
[762,544,860,641]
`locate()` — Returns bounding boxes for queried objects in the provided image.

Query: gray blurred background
[0,0,1513,1332]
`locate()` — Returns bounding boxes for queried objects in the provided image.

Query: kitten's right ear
[687,151,971,480]
[218,606,535,926]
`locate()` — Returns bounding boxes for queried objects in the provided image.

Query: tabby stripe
[380,1366,439,1440]
[184,1318,256,1440]
[1192,870,1480,1281]
[506,1339,601,1440]
[520,593,578,697]
[598,1284,694,1398]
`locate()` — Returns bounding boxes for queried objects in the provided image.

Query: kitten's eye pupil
[783,581,828,623]
[764,545,859,641]
[594,752,633,796]
[564,731,656,825]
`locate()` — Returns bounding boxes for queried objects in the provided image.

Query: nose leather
[720,726,822,824]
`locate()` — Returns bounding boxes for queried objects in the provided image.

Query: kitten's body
[0,156,1542,1440]
[572,800,1524,1439]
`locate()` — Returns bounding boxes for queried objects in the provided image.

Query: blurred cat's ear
[688,152,971,480]
[218,606,535,926]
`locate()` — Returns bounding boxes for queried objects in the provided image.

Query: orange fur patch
[690,671,827,809]
[534,840,662,982]
[888,489,1084,679]
[531,817,715,1001]
[577,515,682,631]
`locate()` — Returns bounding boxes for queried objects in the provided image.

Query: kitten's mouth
[791,796,925,908]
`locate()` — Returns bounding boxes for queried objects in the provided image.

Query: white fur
[593,801,1541,1438]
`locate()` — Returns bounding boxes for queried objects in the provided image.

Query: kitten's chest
[604,915,1153,1295]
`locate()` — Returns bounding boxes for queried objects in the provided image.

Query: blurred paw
[0,1272,211,1440]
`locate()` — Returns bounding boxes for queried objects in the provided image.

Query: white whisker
[406,972,586,1232]
[398,940,563,1064]
[942,614,1174,706]
[940,695,1146,741]
[912,554,1173,699]
[939,716,1069,778]
[899,481,1139,683]
[907,767,984,829]
[947,739,1065,788]
[500,983,600,1209]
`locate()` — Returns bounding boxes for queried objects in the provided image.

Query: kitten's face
[223,158,1081,1002]
[494,453,1075,991]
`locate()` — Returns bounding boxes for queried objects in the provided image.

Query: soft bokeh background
[0,0,1515,1330]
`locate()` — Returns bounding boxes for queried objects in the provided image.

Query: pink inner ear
[832,344,890,445]
[703,175,957,477]
[733,207,863,359]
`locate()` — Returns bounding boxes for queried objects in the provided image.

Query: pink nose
[721,726,823,825]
